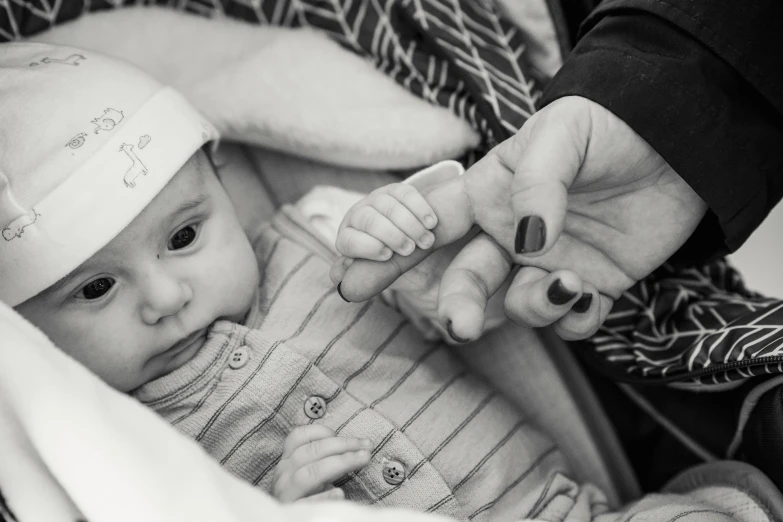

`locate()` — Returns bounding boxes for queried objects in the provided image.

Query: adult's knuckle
[503,294,540,326]
[461,268,490,300]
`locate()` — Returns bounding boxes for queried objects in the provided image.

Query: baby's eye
[169,224,198,250]
[81,278,115,300]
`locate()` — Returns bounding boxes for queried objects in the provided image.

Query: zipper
[680,355,783,381]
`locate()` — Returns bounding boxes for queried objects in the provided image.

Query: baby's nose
[140,271,193,324]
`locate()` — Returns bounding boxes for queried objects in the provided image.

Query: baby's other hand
[335,183,438,261]
[273,425,372,503]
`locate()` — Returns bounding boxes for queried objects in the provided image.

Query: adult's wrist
[540,12,779,259]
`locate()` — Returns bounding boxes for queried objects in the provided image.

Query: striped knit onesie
[132,207,715,522]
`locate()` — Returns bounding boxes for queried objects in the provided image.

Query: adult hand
[335,96,708,340]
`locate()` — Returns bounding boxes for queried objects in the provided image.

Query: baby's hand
[330,169,595,343]
[273,425,372,503]
[336,183,438,261]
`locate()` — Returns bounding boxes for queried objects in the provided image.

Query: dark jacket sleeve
[540,0,783,262]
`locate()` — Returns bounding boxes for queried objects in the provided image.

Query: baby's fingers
[346,206,417,257]
[288,436,373,469]
[281,450,371,502]
[336,228,393,261]
[378,198,435,251]
[339,177,472,302]
[380,183,438,235]
[282,425,336,458]
[350,185,438,254]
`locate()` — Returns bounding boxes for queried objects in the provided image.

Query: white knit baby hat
[0,42,218,306]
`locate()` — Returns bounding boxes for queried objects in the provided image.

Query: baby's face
[16,150,260,392]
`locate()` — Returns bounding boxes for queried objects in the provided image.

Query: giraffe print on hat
[120,142,149,188]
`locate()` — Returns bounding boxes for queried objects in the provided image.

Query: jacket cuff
[540,13,780,258]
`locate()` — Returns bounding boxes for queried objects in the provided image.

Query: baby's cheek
[212,230,259,310]
[60,323,145,391]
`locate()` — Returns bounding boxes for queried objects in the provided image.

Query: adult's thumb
[505,97,590,256]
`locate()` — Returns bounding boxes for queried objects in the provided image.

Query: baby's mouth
[166,328,208,357]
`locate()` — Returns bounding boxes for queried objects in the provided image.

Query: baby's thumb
[506,98,589,257]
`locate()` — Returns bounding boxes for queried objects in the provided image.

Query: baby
[1,43,733,522]
[1,41,565,511]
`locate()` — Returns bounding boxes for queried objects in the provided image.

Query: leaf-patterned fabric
[0,0,540,155]
[584,260,783,387]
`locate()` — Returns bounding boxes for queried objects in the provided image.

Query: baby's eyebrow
[158,192,211,236]
[170,193,210,217]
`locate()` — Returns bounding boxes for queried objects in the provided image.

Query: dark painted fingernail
[337,282,350,303]
[515,215,546,254]
[547,279,577,305]
[571,293,593,313]
[447,320,471,343]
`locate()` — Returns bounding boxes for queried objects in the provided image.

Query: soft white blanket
[0,302,456,522]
